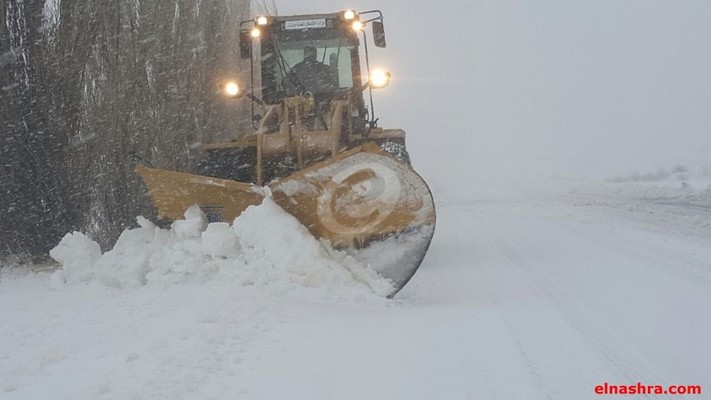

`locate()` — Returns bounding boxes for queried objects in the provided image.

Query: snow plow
[136,10,435,297]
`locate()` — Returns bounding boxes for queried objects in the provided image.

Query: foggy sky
[273,0,711,189]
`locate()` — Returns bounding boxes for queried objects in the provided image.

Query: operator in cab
[284,45,337,96]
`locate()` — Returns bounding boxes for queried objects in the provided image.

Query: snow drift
[49,198,394,297]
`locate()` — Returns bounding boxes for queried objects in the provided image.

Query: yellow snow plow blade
[271,144,434,246]
[135,166,264,223]
[136,144,435,296]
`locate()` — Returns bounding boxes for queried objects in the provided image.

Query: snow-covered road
[2,184,710,399]
[415,193,711,398]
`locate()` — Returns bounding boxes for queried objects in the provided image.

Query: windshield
[261,28,360,103]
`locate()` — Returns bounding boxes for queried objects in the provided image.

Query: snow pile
[49,198,394,297]
[595,182,711,208]
[573,165,711,209]
[49,232,102,283]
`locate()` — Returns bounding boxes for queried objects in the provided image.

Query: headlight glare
[224,81,240,97]
[369,70,391,88]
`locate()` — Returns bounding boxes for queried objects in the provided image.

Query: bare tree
[0,0,76,258]
[1,0,251,260]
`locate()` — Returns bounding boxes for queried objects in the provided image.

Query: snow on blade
[49,198,394,298]
[233,198,395,296]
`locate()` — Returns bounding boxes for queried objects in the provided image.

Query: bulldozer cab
[199,10,405,184]
[240,11,386,135]
[261,27,361,103]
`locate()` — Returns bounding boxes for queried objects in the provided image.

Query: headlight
[224,82,240,97]
[256,16,269,26]
[250,28,261,38]
[369,70,391,88]
[351,20,364,31]
[343,10,356,20]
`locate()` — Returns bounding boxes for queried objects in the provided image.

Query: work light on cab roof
[136,9,435,298]
[342,10,356,20]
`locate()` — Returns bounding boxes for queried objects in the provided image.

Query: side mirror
[372,21,386,48]
[240,30,252,59]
